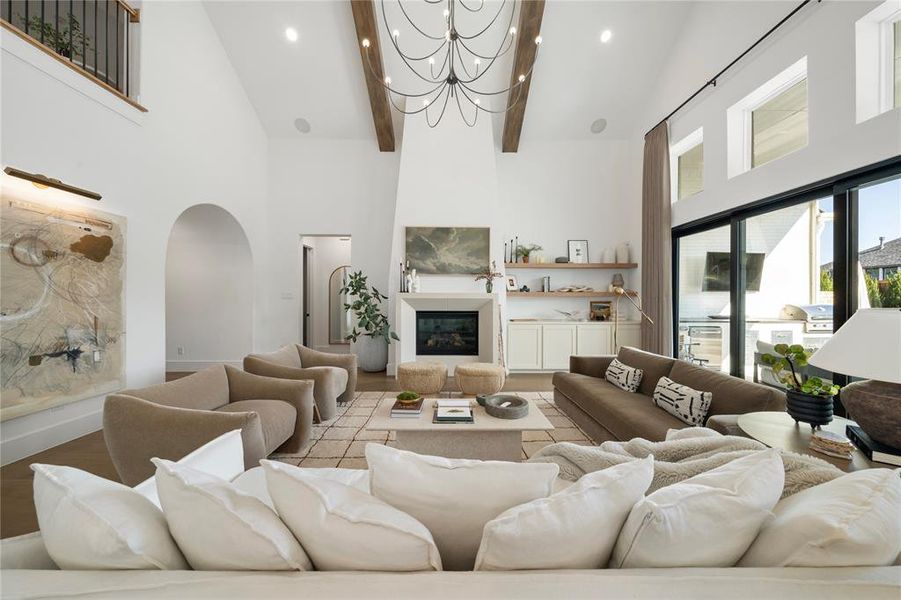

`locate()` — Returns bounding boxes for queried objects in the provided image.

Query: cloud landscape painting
[405,227,490,274]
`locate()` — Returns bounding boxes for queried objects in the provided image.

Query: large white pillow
[475,457,654,571]
[31,464,187,570]
[152,458,311,571]
[232,465,371,509]
[134,430,245,508]
[739,468,901,567]
[610,450,784,568]
[366,443,559,571]
[262,460,441,571]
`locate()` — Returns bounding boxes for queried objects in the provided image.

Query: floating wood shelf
[507,290,637,298]
[504,262,638,269]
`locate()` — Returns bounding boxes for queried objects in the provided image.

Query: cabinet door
[542,324,577,370]
[577,324,612,355]
[507,324,542,370]
[614,323,641,352]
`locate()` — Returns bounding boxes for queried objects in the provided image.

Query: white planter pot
[356,335,389,372]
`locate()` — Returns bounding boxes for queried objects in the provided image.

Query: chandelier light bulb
[285,27,298,42]
[423,98,431,107]
[429,57,435,65]
[392,29,400,38]
[518,74,526,82]
[384,76,391,85]
[535,35,542,45]
[600,29,612,43]
[509,26,517,35]
[443,8,449,17]
[474,58,481,66]
[361,38,370,48]
[475,98,481,105]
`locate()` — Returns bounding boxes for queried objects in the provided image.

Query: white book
[436,407,472,420]
[437,399,471,408]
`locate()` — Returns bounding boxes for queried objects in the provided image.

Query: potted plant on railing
[25,14,92,60]
[474,260,503,293]
[514,243,543,263]
[762,344,840,428]
[340,270,399,372]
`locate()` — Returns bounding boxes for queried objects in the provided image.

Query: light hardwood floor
[0,370,554,538]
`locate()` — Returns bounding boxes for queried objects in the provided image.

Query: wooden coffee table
[737,412,881,472]
[365,398,554,462]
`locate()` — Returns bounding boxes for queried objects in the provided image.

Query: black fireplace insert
[415,311,479,356]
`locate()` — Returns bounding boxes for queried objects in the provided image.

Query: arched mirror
[329,266,351,345]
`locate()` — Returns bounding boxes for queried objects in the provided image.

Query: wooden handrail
[116,0,140,22]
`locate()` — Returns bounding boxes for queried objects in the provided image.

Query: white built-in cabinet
[507,320,640,371]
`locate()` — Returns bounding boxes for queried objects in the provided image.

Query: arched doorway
[165,204,253,372]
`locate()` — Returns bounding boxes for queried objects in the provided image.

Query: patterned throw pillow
[605,359,644,393]
[652,376,713,426]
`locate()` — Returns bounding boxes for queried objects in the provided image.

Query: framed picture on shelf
[589,300,612,321]
[568,240,589,263]
[505,275,518,291]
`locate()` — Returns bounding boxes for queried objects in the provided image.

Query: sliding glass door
[673,157,901,396]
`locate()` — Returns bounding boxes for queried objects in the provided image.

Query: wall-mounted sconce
[3,167,102,201]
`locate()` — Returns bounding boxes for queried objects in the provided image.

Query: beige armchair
[243,344,357,422]
[103,365,314,486]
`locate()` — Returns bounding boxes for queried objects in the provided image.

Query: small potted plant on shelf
[395,391,421,404]
[761,344,840,428]
[474,260,503,293]
[340,270,399,372]
[515,243,543,263]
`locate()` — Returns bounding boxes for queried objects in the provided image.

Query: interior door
[302,245,312,347]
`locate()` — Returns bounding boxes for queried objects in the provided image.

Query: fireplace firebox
[415,311,479,356]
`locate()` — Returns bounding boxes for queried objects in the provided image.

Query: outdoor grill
[780,304,834,333]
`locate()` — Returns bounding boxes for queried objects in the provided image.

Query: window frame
[669,127,704,203]
[727,56,808,178]
[672,155,901,389]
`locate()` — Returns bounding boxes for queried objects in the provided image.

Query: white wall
[637,1,901,227]
[166,204,254,370]
[497,139,640,320]
[0,1,269,464]
[300,235,352,353]
[264,139,400,354]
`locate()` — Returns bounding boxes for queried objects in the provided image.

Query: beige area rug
[270,391,596,469]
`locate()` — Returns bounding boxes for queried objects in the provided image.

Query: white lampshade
[808,308,901,383]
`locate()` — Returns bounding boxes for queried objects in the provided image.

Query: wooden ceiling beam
[501,0,545,153]
[350,0,395,152]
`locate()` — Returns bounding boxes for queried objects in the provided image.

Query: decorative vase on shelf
[602,246,616,263]
[786,390,834,427]
[616,242,631,264]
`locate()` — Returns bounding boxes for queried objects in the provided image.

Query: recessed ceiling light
[590,118,608,134]
[285,27,298,42]
[600,29,612,43]
[294,118,311,134]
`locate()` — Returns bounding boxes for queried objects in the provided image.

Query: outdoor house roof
[822,237,901,272]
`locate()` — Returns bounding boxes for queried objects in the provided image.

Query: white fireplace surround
[391,293,499,376]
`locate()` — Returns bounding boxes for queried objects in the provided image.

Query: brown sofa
[104,365,314,486]
[244,344,357,422]
[553,347,785,443]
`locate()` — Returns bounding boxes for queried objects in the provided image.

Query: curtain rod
[645,0,818,137]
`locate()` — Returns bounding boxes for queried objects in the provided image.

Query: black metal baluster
[104,0,108,84]
[54,1,58,50]
[68,0,73,63]
[40,1,45,43]
[124,4,128,96]
[24,0,28,35]
[115,2,119,90]
[82,0,86,68]
[93,0,98,76]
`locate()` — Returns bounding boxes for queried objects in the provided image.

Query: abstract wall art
[405,226,490,274]
[1,197,126,421]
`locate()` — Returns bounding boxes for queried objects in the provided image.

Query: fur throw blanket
[528,427,843,498]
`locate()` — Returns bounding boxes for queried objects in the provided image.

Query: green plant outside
[761,343,840,398]
[819,269,833,292]
[24,14,92,59]
[339,270,399,344]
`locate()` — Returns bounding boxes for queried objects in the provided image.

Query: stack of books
[433,399,474,424]
[808,429,854,460]
[846,425,901,466]
[390,398,424,418]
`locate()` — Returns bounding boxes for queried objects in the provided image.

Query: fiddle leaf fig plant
[339,270,399,344]
[761,344,840,397]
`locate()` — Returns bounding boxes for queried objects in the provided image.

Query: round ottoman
[397,361,447,395]
[454,363,506,396]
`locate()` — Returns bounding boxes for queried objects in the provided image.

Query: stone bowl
[483,394,529,420]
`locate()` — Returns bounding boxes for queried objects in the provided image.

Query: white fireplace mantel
[390,293,499,376]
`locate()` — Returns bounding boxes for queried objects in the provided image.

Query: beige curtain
[640,122,673,356]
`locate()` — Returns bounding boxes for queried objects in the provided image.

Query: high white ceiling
[204,1,695,142]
